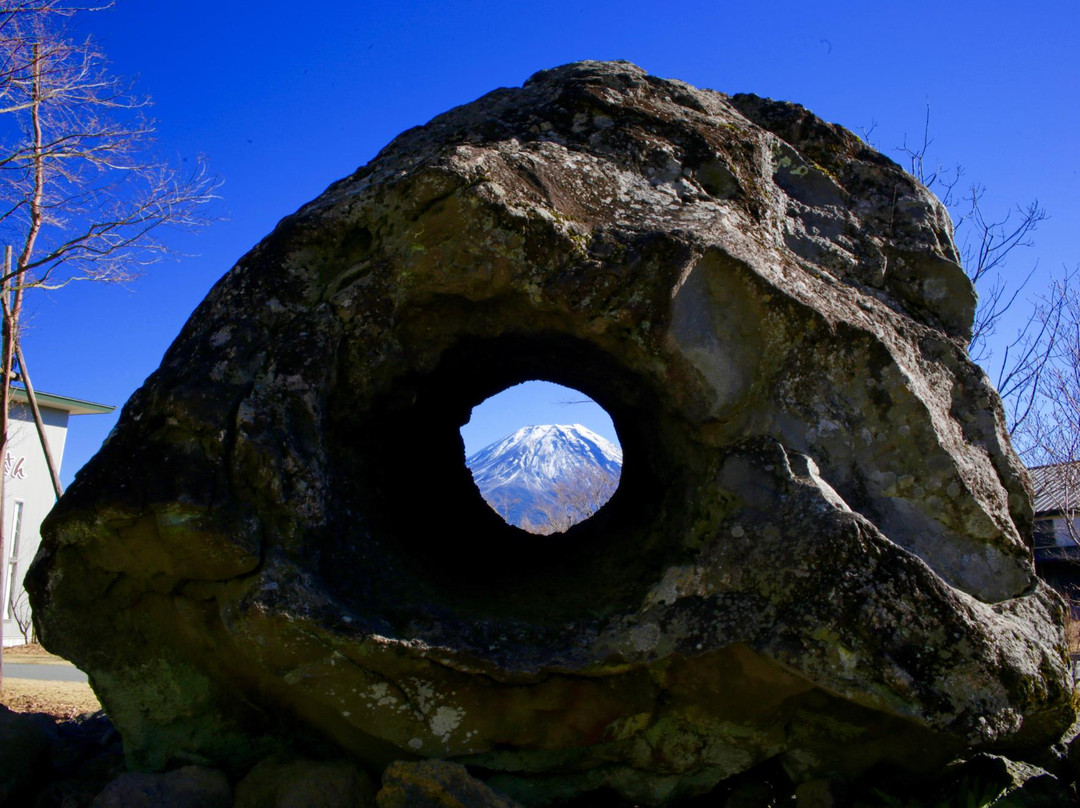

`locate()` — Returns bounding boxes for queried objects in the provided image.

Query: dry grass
[5,642,69,663]
[1067,613,1080,655]
[1,643,101,719]
[0,677,100,719]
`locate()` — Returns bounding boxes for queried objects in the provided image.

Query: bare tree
[896,108,1066,435]
[8,585,32,645]
[0,12,217,293]
[521,464,619,535]
[1014,279,1080,544]
[0,2,218,681]
[481,488,522,525]
[896,112,1080,568]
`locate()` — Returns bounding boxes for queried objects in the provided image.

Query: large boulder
[26,61,1074,805]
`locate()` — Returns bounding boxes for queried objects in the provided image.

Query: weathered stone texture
[91,765,232,808]
[234,757,376,808]
[377,761,523,808]
[26,61,1074,805]
[0,706,54,806]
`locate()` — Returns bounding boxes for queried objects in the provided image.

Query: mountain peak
[466,423,622,532]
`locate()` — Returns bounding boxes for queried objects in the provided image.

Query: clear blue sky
[460,382,618,458]
[19,0,1078,485]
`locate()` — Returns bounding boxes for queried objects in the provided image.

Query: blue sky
[460,382,618,458]
[16,0,1078,484]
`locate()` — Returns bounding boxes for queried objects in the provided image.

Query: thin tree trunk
[13,341,62,499]
[0,47,41,683]
[0,245,13,686]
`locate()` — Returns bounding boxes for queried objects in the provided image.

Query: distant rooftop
[9,386,114,416]
[1028,462,1080,516]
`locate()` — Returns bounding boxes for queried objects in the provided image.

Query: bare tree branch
[0,1,218,680]
[897,105,1055,434]
[1010,273,1080,549]
[519,464,619,535]
[0,9,219,294]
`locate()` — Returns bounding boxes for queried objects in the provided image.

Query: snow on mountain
[466,424,622,532]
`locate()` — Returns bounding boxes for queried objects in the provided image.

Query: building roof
[1029,462,1080,516]
[9,387,114,416]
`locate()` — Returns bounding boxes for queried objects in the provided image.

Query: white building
[1028,463,1080,608]
[1030,464,1080,549]
[2,388,113,646]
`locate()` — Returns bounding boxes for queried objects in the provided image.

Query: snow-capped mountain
[466,424,622,532]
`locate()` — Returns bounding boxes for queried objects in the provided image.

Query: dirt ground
[0,643,101,719]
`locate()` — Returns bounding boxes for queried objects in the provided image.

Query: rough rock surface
[91,765,232,808]
[377,761,523,808]
[0,706,54,806]
[27,61,1075,805]
[233,756,376,808]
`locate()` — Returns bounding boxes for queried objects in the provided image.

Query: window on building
[3,500,23,620]
[1034,518,1057,549]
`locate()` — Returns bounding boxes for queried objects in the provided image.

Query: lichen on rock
[26,61,1075,805]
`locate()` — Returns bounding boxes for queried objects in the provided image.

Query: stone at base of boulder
[840,753,1077,808]
[794,779,845,808]
[0,705,54,807]
[377,760,524,808]
[35,712,125,808]
[0,708,122,808]
[3,712,1080,808]
[946,754,1075,807]
[91,765,232,808]
[234,756,376,808]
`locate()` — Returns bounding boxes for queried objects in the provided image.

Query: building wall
[1035,514,1080,548]
[2,403,69,646]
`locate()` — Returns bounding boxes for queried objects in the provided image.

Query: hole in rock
[462,381,623,534]
[322,332,696,619]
